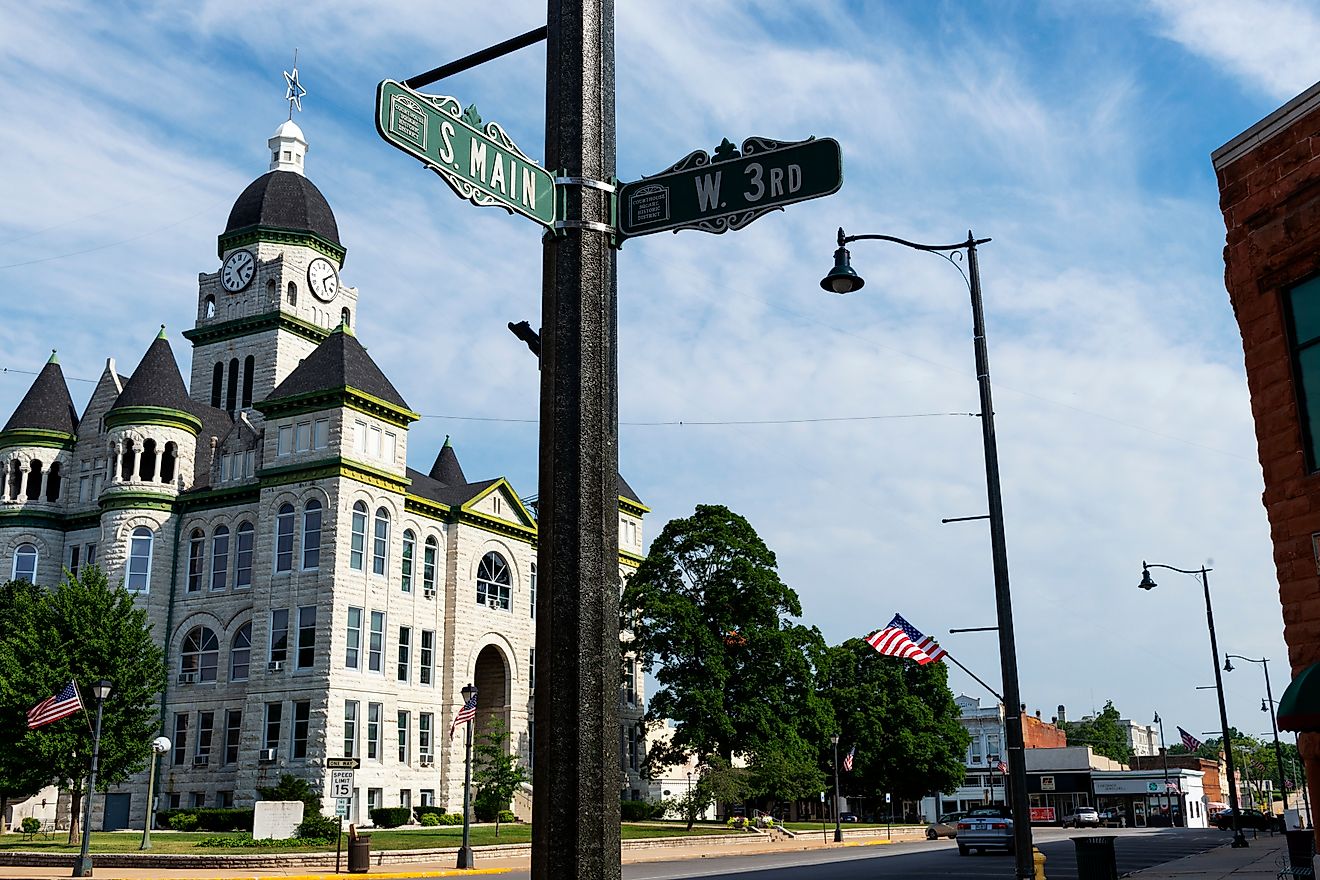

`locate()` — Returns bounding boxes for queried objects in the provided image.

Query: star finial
[283,49,306,119]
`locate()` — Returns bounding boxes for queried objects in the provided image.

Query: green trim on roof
[0,510,66,530]
[99,490,178,513]
[619,549,644,568]
[258,456,411,494]
[103,406,202,435]
[0,427,76,451]
[218,225,347,264]
[405,493,453,522]
[179,484,262,512]
[620,496,650,516]
[183,310,332,348]
[460,479,537,529]
[63,512,102,531]
[256,386,420,428]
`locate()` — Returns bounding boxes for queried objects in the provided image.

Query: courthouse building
[0,116,649,829]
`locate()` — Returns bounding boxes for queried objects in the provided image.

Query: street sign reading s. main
[618,136,842,239]
[376,80,556,228]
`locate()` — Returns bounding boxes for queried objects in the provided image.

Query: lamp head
[1262,699,1269,713]
[461,682,477,701]
[831,734,840,746]
[1138,564,1157,591]
[820,245,864,294]
[1224,657,1235,673]
[151,736,172,754]
[1154,711,1161,724]
[92,679,112,701]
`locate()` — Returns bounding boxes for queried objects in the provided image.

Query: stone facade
[0,118,649,831]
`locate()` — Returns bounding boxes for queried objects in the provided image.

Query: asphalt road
[608,827,1241,880]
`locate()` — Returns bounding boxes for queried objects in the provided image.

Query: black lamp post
[1154,712,1174,825]
[73,679,112,878]
[457,682,477,870]
[822,228,1034,879]
[1138,563,1247,847]
[831,734,842,843]
[1224,653,1288,823]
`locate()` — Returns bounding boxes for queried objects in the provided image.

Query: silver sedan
[956,807,1015,856]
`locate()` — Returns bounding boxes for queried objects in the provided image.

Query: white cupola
[268,119,308,175]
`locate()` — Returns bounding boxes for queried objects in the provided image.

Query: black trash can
[1286,829,1315,874]
[348,833,371,874]
[1073,836,1118,880]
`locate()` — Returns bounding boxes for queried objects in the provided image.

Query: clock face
[221,250,255,292]
[308,258,340,302]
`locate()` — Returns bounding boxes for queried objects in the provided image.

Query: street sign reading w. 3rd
[618,136,842,239]
[376,80,556,228]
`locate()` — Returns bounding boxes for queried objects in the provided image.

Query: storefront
[1026,770,1092,824]
[1092,770,1207,828]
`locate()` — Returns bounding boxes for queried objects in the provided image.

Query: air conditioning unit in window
[267,660,284,673]
[423,588,436,600]
[420,758,434,768]
[192,755,209,767]
[259,748,277,763]
[177,672,198,684]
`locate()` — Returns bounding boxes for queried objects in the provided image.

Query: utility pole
[531,1,620,880]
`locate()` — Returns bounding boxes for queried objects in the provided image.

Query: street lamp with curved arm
[1224,653,1288,824]
[1138,562,1247,847]
[821,227,1033,880]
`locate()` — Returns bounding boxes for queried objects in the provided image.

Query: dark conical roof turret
[429,436,467,485]
[2,351,78,434]
[111,327,191,412]
[267,323,410,410]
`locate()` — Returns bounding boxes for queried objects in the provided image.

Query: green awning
[1278,662,1320,731]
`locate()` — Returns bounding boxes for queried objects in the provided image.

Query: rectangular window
[197,711,214,761]
[401,534,413,592]
[622,661,635,705]
[346,607,362,669]
[384,431,397,463]
[85,542,96,566]
[245,449,255,478]
[530,647,536,692]
[367,788,381,813]
[423,540,436,593]
[292,700,310,758]
[191,791,206,808]
[224,709,242,765]
[367,703,382,760]
[397,626,411,682]
[528,720,534,770]
[167,793,181,810]
[344,701,359,758]
[397,710,409,764]
[368,611,384,673]
[278,424,293,456]
[297,605,317,669]
[235,524,253,589]
[210,529,229,591]
[369,425,382,458]
[421,789,434,807]
[970,736,983,764]
[264,703,283,750]
[218,791,234,808]
[173,713,188,766]
[354,420,367,453]
[987,734,1001,760]
[270,609,289,663]
[419,713,433,760]
[90,461,103,499]
[1288,275,1320,470]
[530,562,536,619]
[314,418,329,450]
[420,630,434,686]
[79,475,91,503]
[400,789,411,809]
[295,421,311,453]
[69,545,81,578]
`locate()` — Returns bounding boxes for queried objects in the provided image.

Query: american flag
[996,760,1008,774]
[26,680,83,729]
[904,616,948,663]
[843,745,855,772]
[1165,782,1181,792]
[1178,726,1202,751]
[865,614,934,664]
[449,691,478,738]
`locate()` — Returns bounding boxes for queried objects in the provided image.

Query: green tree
[472,719,527,835]
[621,504,832,773]
[819,638,970,801]
[0,580,54,833]
[746,735,826,808]
[257,773,324,818]
[1060,701,1132,763]
[0,566,166,843]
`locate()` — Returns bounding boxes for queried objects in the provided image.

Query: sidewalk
[1125,834,1290,880]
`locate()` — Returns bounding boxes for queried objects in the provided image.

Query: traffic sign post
[376,80,556,228]
[617,136,842,239]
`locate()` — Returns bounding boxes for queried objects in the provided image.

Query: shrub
[620,800,663,822]
[169,812,199,831]
[156,808,254,833]
[413,805,447,822]
[369,807,413,828]
[439,812,464,826]
[196,835,317,849]
[296,812,340,842]
[498,810,516,824]
[20,817,40,835]
[420,812,440,827]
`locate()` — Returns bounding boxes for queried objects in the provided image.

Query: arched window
[423,536,438,595]
[372,507,390,575]
[266,278,276,300]
[203,294,216,318]
[187,529,205,592]
[120,440,136,481]
[302,499,322,570]
[139,439,157,482]
[160,441,176,483]
[211,363,223,408]
[230,622,252,681]
[125,526,154,592]
[241,356,254,409]
[275,503,295,572]
[180,626,219,682]
[234,521,254,588]
[8,460,22,499]
[225,358,239,412]
[11,543,37,583]
[341,307,351,328]
[25,460,42,499]
[350,501,367,570]
[45,461,61,502]
[401,530,415,593]
[287,281,298,306]
[476,551,511,611]
[210,525,229,591]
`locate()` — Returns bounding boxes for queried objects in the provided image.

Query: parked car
[839,812,859,823]
[957,806,1015,856]
[926,812,966,839]
[1062,806,1101,828]
[1098,809,1127,828]
[1213,808,1284,832]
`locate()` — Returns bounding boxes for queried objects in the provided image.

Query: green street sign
[618,136,842,239]
[376,80,556,228]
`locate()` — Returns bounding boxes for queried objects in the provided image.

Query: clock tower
[184,118,359,427]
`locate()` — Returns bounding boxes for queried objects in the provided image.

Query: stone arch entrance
[473,644,510,741]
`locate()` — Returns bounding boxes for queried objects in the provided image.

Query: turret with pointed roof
[105,327,202,436]
[0,351,78,446]
[429,436,466,485]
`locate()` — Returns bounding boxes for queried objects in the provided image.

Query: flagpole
[942,652,1003,702]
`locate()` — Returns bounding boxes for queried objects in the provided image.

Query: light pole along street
[831,734,842,843]
[1153,712,1174,825]
[821,230,1035,879]
[73,679,112,878]
[1138,563,1248,847]
[1224,653,1288,823]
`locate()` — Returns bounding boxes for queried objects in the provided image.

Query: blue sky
[2,0,1319,746]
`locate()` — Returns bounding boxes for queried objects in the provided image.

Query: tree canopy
[1060,701,1132,763]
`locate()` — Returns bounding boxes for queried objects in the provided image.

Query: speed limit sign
[331,769,354,799]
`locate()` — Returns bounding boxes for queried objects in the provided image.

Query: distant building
[1118,719,1160,757]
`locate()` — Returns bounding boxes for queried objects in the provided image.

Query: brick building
[1130,755,1225,805]
[0,116,649,830]
[1213,79,1320,827]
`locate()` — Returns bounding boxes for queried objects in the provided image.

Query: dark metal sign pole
[532,0,621,878]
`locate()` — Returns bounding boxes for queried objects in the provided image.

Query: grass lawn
[781,821,919,832]
[0,823,736,855]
